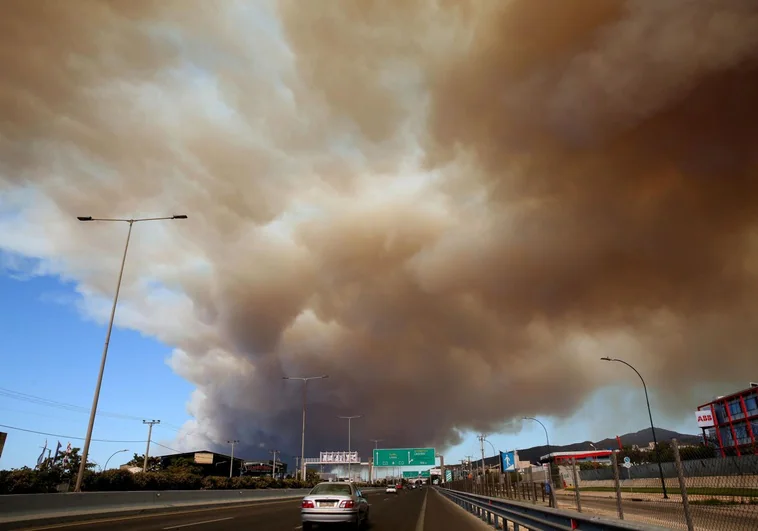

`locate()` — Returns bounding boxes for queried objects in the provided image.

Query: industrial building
[697,383,758,456]
[537,450,613,465]
[159,450,247,477]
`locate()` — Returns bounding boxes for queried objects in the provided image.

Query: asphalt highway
[10,488,486,531]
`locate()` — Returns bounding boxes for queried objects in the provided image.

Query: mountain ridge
[461,427,703,468]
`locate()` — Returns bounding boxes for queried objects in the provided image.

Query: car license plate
[318,501,335,507]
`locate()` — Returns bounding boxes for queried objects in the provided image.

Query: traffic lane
[12,490,413,531]
[361,487,425,531]
[423,488,495,531]
[10,498,305,531]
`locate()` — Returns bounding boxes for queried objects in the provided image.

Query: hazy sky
[1,0,757,469]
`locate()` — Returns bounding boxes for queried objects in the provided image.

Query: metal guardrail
[437,488,670,531]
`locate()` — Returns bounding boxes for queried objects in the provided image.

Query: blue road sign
[623,456,631,464]
[500,450,516,471]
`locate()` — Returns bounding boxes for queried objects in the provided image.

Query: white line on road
[415,489,428,531]
[163,517,234,529]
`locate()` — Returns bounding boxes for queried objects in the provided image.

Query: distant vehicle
[395,483,403,490]
[385,485,397,494]
[301,482,370,530]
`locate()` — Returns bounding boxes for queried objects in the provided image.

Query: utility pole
[270,449,280,479]
[295,455,301,477]
[142,420,160,473]
[227,440,239,478]
[465,455,474,475]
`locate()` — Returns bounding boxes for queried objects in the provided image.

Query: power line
[0,423,145,443]
[0,423,182,457]
[151,441,182,454]
[0,387,143,421]
[0,387,183,431]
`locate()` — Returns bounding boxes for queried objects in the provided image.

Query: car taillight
[339,500,355,508]
[302,500,315,508]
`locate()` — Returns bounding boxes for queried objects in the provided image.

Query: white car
[385,485,397,494]
[301,482,369,530]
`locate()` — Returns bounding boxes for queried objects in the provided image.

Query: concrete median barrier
[0,488,312,529]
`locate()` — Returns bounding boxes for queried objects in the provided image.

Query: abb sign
[696,410,715,428]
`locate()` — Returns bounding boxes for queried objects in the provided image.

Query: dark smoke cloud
[1,0,758,462]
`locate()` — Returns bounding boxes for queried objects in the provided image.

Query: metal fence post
[611,451,624,520]
[672,439,694,531]
[505,471,512,499]
[571,458,582,512]
[528,467,536,503]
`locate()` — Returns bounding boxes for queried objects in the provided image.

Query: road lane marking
[163,517,234,529]
[415,489,428,531]
[20,499,300,530]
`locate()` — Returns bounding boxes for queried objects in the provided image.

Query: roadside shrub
[85,469,136,491]
[0,466,319,494]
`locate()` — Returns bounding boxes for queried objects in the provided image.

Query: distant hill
[463,427,703,469]
[515,428,702,465]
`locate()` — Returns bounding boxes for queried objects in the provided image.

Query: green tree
[165,457,202,475]
[125,453,161,472]
[56,447,96,477]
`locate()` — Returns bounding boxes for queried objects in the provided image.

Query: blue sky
[0,259,700,472]
[0,266,194,470]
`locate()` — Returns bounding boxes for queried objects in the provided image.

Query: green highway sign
[403,470,431,478]
[373,448,435,467]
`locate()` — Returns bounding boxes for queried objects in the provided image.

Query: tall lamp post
[338,415,361,481]
[523,416,557,508]
[601,357,668,498]
[103,449,129,471]
[283,375,329,480]
[370,439,383,483]
[74,214,187,492]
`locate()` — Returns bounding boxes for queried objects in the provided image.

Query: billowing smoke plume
[2,0,758,461]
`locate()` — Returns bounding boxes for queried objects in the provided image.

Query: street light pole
[601,357,668,498]
[74,214,187,492]
[370,439,383,483]
[338,415,361,481]
[283,375,329,480]
[523,416,557,508]
[103,449,129,471]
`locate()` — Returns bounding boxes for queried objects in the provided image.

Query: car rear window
[311,484,352,495]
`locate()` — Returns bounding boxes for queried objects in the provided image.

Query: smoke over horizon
[2,0,758,462]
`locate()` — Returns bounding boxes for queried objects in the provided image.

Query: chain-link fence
[446,439,758,530]
[446,467,555,508]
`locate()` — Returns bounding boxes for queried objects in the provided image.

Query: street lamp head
[77,216,93,221]
[600,357,613,361]
[172,215,188,219]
